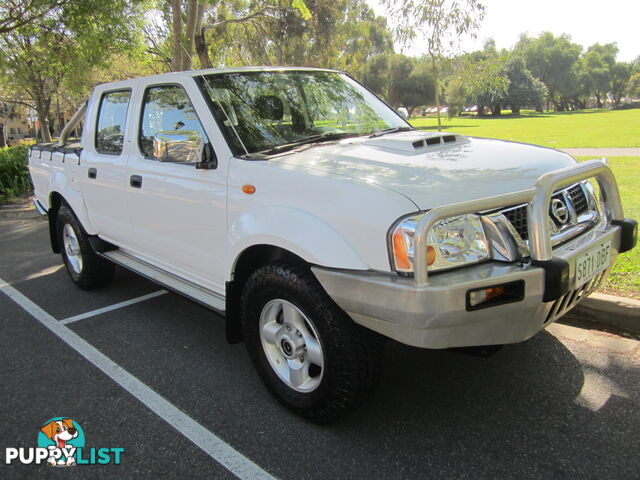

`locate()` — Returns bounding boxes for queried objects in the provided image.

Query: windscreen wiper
[258,132,363,156]
[368,126,414,138]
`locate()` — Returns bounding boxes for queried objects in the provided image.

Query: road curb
[569,293,640,335]
[0,206,39,220]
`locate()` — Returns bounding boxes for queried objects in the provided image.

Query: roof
[189,66,339,76]
[94,66,340,91]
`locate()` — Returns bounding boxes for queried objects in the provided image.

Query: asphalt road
[1,214,639,479]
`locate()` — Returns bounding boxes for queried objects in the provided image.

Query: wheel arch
[47,192,65,253]
[225,244,310,344]
[47,191,99,254]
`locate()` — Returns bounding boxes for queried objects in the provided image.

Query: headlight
[390,213,490,273]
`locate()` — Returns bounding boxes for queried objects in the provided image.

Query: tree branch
[0,0,69,34]
[202,5,277,33]
[0,97,36,109]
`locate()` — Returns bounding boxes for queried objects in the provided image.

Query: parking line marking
[0,278,277,480]
[60,290,168,325]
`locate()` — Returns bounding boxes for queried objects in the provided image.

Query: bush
[0,145,32,202]
[613,101,640,110]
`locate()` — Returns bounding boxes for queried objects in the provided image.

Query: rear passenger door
[81,89,132,244]
[124,83,227,292]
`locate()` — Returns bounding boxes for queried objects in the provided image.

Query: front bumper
[313,222,625,349]
[313,159,637,349]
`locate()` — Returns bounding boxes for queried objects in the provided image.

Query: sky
[366,0,639,62]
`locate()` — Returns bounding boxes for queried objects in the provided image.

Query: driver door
[124,83,227,293]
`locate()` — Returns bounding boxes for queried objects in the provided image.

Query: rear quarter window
[95,90,131,155]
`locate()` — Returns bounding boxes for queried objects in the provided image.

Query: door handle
[130,175,142,188]
[88,167,97,179]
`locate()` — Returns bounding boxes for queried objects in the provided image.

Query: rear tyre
[57,205,114,290]
[241,262,383,423]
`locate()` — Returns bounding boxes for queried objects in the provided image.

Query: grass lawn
[576,157,640,299]
[409,109,640,148]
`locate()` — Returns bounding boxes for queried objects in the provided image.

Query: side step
[101,250,225,312]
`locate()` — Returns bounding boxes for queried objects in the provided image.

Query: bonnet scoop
[363,131,469,154]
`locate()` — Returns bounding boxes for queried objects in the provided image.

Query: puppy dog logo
[37,417,85,467]
[4,417,124,466]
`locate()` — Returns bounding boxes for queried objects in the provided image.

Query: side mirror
[153,130,204,164]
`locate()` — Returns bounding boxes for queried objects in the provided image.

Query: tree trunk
[477,105,485,117]
[595,93,602,109]
[56,95,63,136]
[170,0,183,72]
[182,0,199,70]
[38,111,52,143]
[432,55,441,131]
[492,104,501,116]
[34,94,52,143]
[194,3,211,69]
[0,124,6,148]
[511,105,520,115]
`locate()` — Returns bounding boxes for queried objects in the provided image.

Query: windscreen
[198,70,408,155]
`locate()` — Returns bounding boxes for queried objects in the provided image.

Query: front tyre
[241,263,383,423]
[57,205,114,290]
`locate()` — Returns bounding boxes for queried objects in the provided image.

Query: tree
[385,55,417,109]
[405,59,436,115]
[359,54,435,115]
[381,0,485,130]
[445,43,507,117]
[610,62,631,105]
[465,57,508,116]
[164,0,313,72]
[156,0,392,73]
[387,56,435,115]
[0,1,145,142]
[581,50,610,108]
[627,73,640,99]
[501,57,547,114]
[332,0,394,72]
[0,0,69,34]
[358,54,391,98]
[515,32,582,111]
[579,43,618,108]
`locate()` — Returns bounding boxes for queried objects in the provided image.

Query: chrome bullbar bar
[412,159,624,286]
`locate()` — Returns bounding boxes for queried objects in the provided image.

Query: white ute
[29,67,637,422]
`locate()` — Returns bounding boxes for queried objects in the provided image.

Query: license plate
[574,239,612,287]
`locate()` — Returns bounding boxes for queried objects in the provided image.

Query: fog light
[466,281,525,311]
[468,286,505,307]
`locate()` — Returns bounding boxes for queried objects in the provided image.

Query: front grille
[503,205,528,240]
[501,183,590,241]
[567,184,589,215]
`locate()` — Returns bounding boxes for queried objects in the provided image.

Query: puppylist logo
[5,417,124,467]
